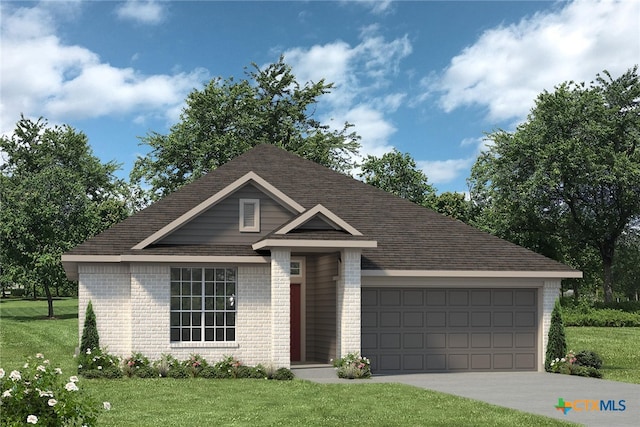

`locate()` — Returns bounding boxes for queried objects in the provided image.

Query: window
[239,199,260,232]
[170,267,236,342]
[290,261,301,276]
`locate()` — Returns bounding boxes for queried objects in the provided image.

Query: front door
[290,283,301,362]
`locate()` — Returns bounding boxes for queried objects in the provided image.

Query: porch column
[336,248,361,358]
[271,249,291,368]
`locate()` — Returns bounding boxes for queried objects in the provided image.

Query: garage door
[361,288,537,373]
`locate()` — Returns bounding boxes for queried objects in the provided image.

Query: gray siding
[159,184,294,245]
[306,254,338,362]
[298,216,336,230]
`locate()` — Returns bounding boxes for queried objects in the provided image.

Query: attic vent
[239,199,260,232]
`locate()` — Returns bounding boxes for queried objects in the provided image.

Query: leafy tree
[131,56,360,200]
[613,224,640,300]
[359,148,436,207]
[545,299,567,371]
[469,67,640,302]
[432,191,476,223]
[0,117,129,317]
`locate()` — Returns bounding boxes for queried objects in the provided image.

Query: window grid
[170,267,236,342]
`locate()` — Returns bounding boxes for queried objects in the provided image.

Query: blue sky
[1,0,638,193]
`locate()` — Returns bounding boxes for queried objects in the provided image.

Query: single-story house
[62,144,581,373]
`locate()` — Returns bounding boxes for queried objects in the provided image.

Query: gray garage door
[361,288,537,373]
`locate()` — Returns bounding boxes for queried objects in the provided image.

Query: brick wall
[336,249,361,358]
[78,264,131,356]
[270,249,291,367]
[78,262,276,367]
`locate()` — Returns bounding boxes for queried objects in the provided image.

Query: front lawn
[0,298,577,426]
[566,326,640,384]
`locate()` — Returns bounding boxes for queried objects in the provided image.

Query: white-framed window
[170,267,236,342]
[239,199,260,232]
[290,261,301,276]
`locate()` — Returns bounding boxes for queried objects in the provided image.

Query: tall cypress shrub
[545,298,567,371]
[80,300,100,352]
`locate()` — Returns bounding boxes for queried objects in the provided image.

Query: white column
[270,249,291,368]
[336,248,361,358]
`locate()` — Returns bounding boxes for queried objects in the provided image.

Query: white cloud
[418,158,474,185]
[0,3,207,133]
[433,0,640,122]
[283,26,411,159]
[116,1,166,25]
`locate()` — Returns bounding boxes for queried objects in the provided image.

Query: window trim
[239,199,260,232]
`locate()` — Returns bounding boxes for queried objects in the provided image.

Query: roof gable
[132,171,304,250]
[274,204,362,236]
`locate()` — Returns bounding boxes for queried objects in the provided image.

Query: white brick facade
[78,262,275,367]
[336,249,362,358]
[270,249,291,367]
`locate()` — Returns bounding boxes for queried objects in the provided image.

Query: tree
[80,300,100,353]
[131,57,360,200]
[359,148,436,207]
[469,67,640,302]
[432,191,476,224]
[0,117,129,317]
[613,224,640,300]
[545,299,567,371]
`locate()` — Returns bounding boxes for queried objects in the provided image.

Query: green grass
[0,299,575,426]
[566,326,640,384]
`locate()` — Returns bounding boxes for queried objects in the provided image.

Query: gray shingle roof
[66,144,578,273]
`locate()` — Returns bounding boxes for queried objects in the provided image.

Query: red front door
[290,283,301,362]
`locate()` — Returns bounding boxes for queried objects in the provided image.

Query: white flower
[48,398,57,406]
[98,366,102,370]
[36,353,44,359]
[23,363,29,369]
[69,376,79,383]
[43,360,49,365]
[561,358,566,362]
[65,382,79,392]
[27,415,38,424]
[9,370,21,381]
[55,368,62,375]
[37,365,46,372]
[3,390,12,398]
[0,368,5,379]
[86,348,92,355]
[103,401,111,410]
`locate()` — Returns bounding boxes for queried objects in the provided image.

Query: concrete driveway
[292,366,640,426]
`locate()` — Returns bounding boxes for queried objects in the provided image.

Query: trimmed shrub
[273,367,294,381]
[166,365,190,379]
[545,299,567,371]
[213,355,242,378]
[123,353,151,378]
[135,366,158,378]
[199,366,218,379]
[575,350,603,369]
[235,365,253,379]
[81,366,123,379]
[251,364,268,379]
[572,365,603,378]
[77,347,120,376]
[80,301,99,353]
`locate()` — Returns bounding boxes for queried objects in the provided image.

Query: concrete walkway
[292,366,640,426]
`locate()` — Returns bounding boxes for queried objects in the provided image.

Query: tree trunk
[600,242,615,303]
[44,281,54,318]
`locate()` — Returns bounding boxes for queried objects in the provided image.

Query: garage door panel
[362,288,537,373]
[380,312,401,327]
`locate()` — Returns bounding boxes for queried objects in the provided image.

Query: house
[62,144,581,373]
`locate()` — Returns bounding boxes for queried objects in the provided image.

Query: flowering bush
[549,350,603,378]
[183,354,208,378]
[212,355,241,379]
[0,353,110,426]
[77,347,121,378]
[332,352,371,379]
[122,352,152,378]
[153,354,180,378]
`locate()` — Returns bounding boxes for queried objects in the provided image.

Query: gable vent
[239,199,260,232]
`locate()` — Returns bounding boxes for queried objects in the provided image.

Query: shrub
[549,350,604,378]
[77,347,120,376]
[81,366,123,379]
[273,368,294,381]
[575,350,603,369]
[135,366,158,379]
[0,353,110,426]
[235,365,254,379]
[562,306,640,326]
[183,354,208,378]
[166,365,190,379]
[123,352,151,378]
[251,364,268,379]
[332,352,371,379]
[80,301,100,354]
[545,299,567,371]
[199,366,218,379]
[153,354,180,378]
[213,355,242,379]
